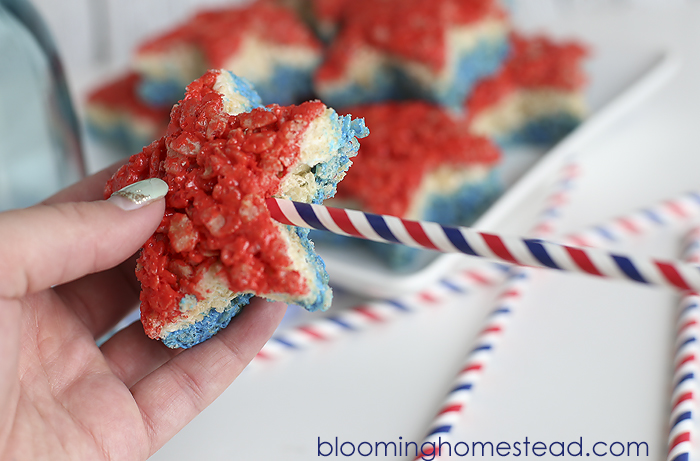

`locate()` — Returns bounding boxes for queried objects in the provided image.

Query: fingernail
[108,178,169,211]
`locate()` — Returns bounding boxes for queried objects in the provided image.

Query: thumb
[0,178,168,300]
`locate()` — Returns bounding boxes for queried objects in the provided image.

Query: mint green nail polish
[108,178,168,210]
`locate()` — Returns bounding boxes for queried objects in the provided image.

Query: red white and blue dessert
[105,69,368,348]
[466,33,589,146]
[276,0,350,39]
[326,101,501,268]
[85,73,170,154]
[133,2,323,108]
[313,0,510,110]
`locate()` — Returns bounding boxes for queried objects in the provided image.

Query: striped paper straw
[266,197,700,292]
[667,227,700,461]
[528,162,580,239]
[255,264,509,361]
[567,192,700,248]
[416,268,528,459]
[257,164,577,361]
[416,161,578,458]
[257,191,700,361]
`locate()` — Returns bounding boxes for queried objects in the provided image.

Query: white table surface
[75,3,700,460]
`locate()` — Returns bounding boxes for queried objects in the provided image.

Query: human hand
[0,165,287,460]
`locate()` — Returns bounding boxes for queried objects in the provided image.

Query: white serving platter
[315,47,680,299]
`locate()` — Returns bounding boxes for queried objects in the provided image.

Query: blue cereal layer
[288,226,331,312]
[85,121,159,156]
[360,170,501,270]
[494,112,583,148]
[162,294,253,349]
[140,62,318,108]
[139,70,264,114]
[311,113,369,203]
[137,79,185,108]
[251,64,317,106]
[318,37,509,110]
[221,71,263,111]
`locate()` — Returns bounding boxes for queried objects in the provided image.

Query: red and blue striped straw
[414,175,700,459]
[565,192,700,249]
[414,161,579,458]
[255,191,700,361]
[667,227,700,461]
[266,195,700,292]
[254,264,508,361]
[415,268,530,459]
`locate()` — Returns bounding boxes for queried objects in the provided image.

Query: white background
[28,1,700,459]
[30,0,698,73]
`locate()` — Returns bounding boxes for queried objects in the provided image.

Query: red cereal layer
[466,33,589,118]
[316,0,505,80]
[335,101,500,217]
[138,3,321,67]
[508,33,588,90]
[311,0,349,27]
[105,70,325,338]
[87,72,171,122]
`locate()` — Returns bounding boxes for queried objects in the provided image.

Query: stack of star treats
[87,0,588,270]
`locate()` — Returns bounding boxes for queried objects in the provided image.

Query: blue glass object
[0,0,84,211]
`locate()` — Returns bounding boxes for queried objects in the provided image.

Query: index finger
[43,159,151,337]
[0,184,164,300]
